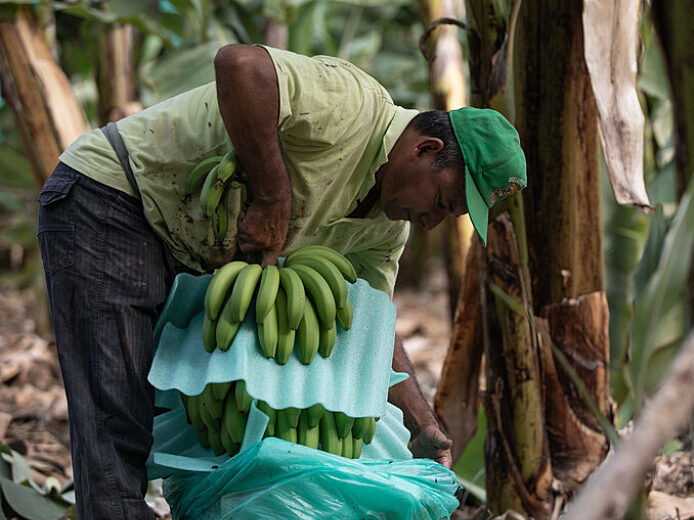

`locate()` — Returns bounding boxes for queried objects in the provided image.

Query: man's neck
[347,181,381,219]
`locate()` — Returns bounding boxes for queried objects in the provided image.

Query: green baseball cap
[449,107,527,246]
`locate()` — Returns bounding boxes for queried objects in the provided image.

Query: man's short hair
[410,110,465,174]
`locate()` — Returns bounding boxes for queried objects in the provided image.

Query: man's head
[378,107,527,245]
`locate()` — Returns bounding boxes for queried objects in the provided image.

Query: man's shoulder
[261,45,391,100]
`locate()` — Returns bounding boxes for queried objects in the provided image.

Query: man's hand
[237,196,291,267]
[411,422,453,469]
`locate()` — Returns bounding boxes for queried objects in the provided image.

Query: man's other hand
[411,423,453,469]
[236,196,290,267]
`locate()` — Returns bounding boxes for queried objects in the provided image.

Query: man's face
[380,145,468,230]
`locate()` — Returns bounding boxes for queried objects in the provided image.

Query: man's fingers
[262,249,280,268]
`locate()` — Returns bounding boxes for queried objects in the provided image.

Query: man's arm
[214,44,291,266]
[389,334,453,468]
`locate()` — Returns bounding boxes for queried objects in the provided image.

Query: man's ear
[416,137,445,156]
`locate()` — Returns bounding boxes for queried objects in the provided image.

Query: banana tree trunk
[264,19,288,50]
[461,0,611,515]
[0,6,88,187]
[650,0,694,318]
[513,0,610,492]
[96,24,141,125]
[483,213,552,518]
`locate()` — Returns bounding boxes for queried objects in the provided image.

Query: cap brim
[465,166,489,246]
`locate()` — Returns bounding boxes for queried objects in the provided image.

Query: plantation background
[0,1,692,518]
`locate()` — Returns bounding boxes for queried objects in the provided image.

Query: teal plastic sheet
[162,437,461,520]
[149,273,399,417]
[147,272,462,519]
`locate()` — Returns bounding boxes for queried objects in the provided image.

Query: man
[37,43,526,518]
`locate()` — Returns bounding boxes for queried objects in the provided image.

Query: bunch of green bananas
[273,404,378,459]
[182,385,378,459]
[202,246,358,363]
[180,379,255,457]
[185,152,244,243]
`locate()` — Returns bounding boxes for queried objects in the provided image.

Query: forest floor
[0,268,692,519]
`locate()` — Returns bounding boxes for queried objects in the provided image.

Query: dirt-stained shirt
[59,46,415,296]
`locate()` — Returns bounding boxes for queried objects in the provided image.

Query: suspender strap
[101,121,142,204]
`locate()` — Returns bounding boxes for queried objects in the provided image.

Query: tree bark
[514,0,602,310]
[0,6,88,187]
[96,24,141,125]
[435,235,484,460]
[538,293,610,484]
[484,213,553,518]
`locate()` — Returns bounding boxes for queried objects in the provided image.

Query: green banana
[276,409,298,443]
[202,384,223,419]
[352,437,363,459]
[204,261,248,321]
[290,264,336,328]
[297,298,320,364]
[211,186,228,243]
[199,163,220,217]
[318,321,337,358]
[202,314,217,353]
[206,154,235,216]
[286,246,357,284]
[227,263,263,322]
[223,395,247,445]
[351,416,369,439]
[362,417,376,444]
[183,394,205,431]
[336,297,353,331]
[286,254,347,309]
[217,152,236,183]
[255,265,280,322]
[199,400,219,431]
[306,403,325,429]
[234,380,253,413]
[334,412,354,439]
[341,430,353,458]
[319,412,342,455]
[257,400,276,437]
[278,268,306,330]
[257,302,278,358]
[211,382,232,401]
[274,288,295,364]
[278,407,301,429]
[215,316,240,352]
[208,429,225,456]
[185,155,222,195]
[196,427,211,450]
[220,427,239,457]
[180,393,190,423]
[298,410,320,449]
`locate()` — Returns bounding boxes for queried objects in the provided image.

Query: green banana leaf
[0,478,67,520]
[638,14,670,101]
[629,175,694,408]
[142,40,228,101]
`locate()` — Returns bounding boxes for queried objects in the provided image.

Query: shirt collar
[357,106,419,203]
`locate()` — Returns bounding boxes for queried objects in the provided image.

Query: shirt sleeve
[345,222,410,298]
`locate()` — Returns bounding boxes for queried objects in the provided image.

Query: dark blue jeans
[37,162,177,519]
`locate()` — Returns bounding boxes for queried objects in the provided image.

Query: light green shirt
[59,46,415,295]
